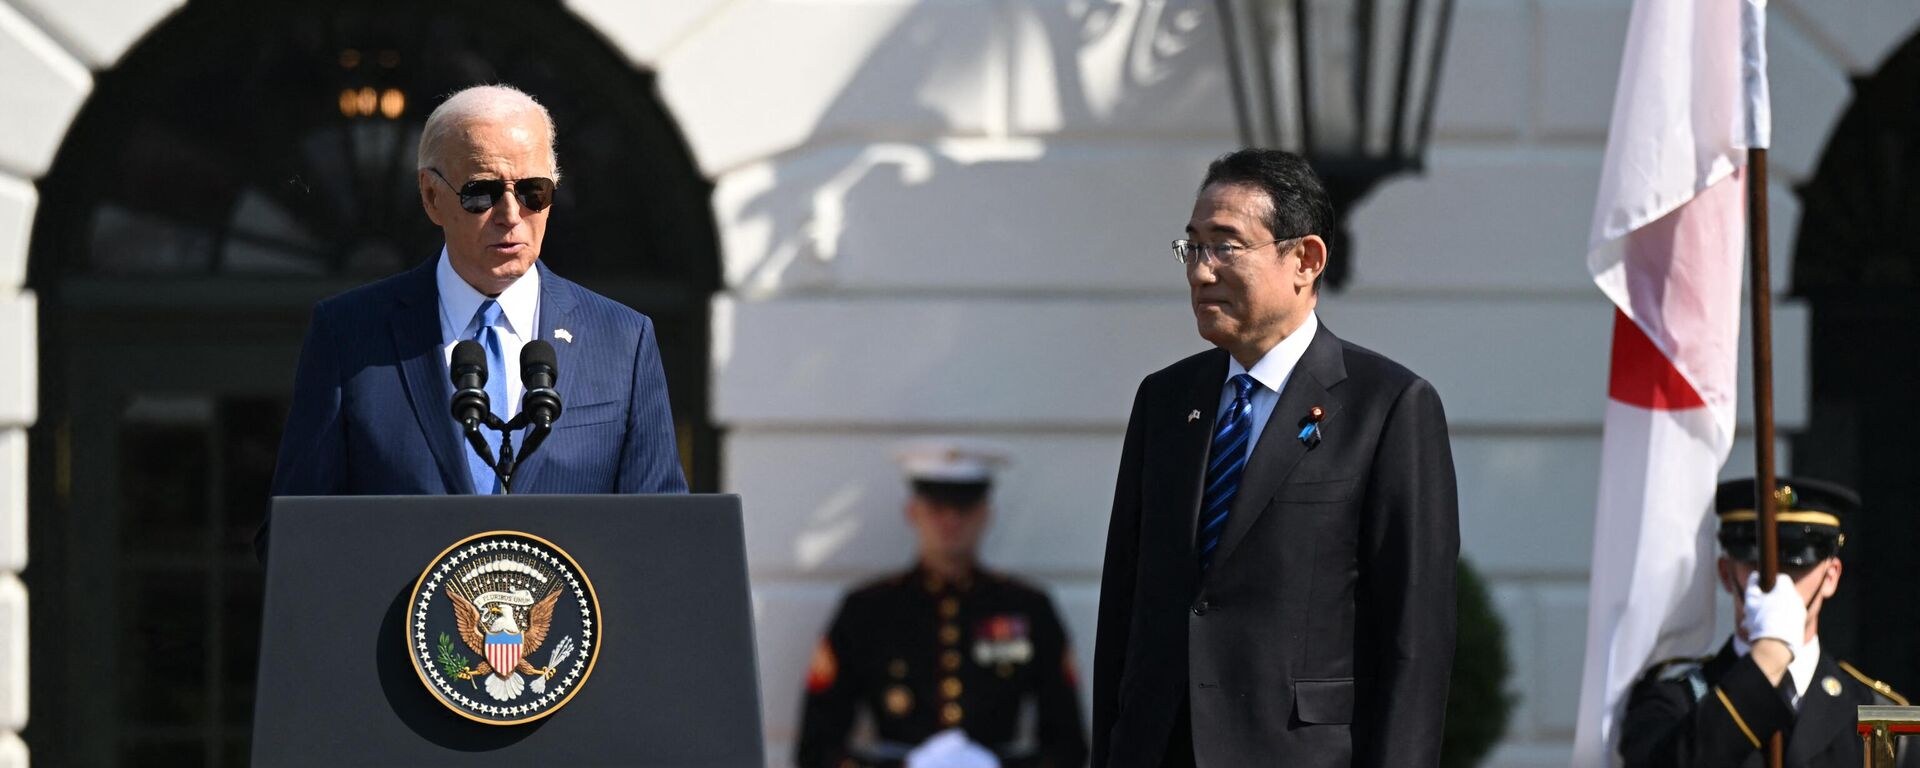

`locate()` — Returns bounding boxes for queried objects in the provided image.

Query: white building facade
[1,0,1913,764]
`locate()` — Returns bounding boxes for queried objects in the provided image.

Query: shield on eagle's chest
[486,631,523,677]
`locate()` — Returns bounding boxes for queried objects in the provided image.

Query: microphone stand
[462,422,494,478]
[455,362,560,496]
[478,413,520,494]
[478,410,555,495]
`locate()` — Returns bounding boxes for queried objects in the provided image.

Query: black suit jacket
[1093,324,1459,767]
[1620,638,1916,768]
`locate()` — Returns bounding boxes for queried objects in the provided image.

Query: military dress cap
[1715,476,1855,567]
[893,438,1012,507]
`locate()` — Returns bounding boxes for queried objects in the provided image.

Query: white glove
[906,729,1000,768]
[1743,572,1807,655]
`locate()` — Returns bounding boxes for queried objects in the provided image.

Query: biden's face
[419,112,554,296]
[1185,183,1321,365]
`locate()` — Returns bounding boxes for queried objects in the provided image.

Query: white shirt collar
[1226,312,1320,392]
[435,247,540,342]
[1790,636,1822,702]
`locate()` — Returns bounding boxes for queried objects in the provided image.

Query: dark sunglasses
[428,168,556,214]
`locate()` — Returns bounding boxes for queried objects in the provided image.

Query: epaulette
[1644,656,1712,702]
[1840,660,1910,705]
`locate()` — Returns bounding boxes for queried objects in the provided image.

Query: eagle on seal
[447,584,563,701]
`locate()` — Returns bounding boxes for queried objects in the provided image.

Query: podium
[251,494,765,767]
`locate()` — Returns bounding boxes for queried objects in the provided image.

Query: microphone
[520,340,562,429]
[450,340,500,486]
[515,340,563,465]
[449,340,490,430]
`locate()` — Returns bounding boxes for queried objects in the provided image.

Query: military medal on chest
[972,614,1033,667]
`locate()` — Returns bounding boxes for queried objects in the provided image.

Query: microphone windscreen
[522,340,558,377]
[452,340,487,378]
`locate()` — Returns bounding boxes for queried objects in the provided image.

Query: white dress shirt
[1216,312,1320,461]
[437,248,540,420]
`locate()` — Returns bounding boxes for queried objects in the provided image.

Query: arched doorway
[1788,29,1920,696]
[22,1,720,764]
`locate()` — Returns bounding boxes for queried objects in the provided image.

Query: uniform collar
[914,563,978,594]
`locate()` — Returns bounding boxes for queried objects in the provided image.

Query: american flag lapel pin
[555,328,574,343]
[1188,409,1202,423]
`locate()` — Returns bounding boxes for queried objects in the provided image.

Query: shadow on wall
[717,0,1234,301]
[713,0,1243,753]
[717,0,1241,570]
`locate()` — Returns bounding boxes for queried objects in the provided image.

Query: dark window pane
[223,574,264,727]
[226,736,251,768]
[218,398,286,555]
[119,397,213,556]
[119,574,211,726]
[121,738,205,768]
[40,0,719,287]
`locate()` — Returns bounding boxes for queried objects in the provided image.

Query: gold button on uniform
[941,677,963,698]
[940,625,960,645]
[940,598,960,618]
[942,702,964,726]
[885,685,914,717]
[942,650,962,671]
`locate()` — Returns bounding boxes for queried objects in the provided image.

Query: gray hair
[416,84,562,184]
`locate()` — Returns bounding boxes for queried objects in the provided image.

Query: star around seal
[405,531,601,725]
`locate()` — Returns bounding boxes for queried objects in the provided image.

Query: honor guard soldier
[795,440,1090,768]
[1619,477,1915,767]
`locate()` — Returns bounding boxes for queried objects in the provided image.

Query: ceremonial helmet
[893,438,1012,507]
[1715,476,1855,567]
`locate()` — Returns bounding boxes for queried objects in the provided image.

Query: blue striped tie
[1198,374,1256,571]
[465,300,509,494]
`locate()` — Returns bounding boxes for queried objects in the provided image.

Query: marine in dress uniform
[1619,477,1914,768]
[795,441,1090,768]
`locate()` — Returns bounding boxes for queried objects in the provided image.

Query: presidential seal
[405,531,600,725]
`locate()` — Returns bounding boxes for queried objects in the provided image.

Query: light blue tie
[1197,374,1256,571]
[464,300,509,494]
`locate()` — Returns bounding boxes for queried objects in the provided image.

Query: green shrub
[1442,557,1515,768]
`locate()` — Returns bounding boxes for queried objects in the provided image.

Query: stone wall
[0,0,1911,764]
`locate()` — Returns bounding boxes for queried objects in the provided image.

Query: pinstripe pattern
[522,264,689,495]
[267,258,688,500]
[1197,374,1255,570]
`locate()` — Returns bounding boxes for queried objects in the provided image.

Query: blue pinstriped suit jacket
[270,258,688,497]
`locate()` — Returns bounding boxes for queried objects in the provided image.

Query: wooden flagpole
[1746,145,1784,768]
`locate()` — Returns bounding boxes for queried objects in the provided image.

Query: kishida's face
[1184,183,1322,362]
